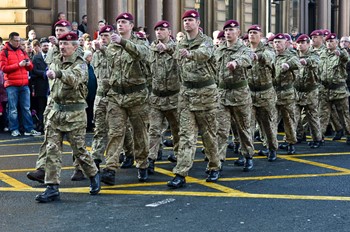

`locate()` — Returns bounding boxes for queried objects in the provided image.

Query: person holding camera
[0,32,41,137]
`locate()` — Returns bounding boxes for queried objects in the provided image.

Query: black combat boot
[257,148,269,156]
[101,169,115,185]
[148,158,155,175]
[243,157,254,172]
[346,137,350,145]
[333,129,344,141]
[167,174,186,188]
[234,153,245,166]
[156,149,163,161]
[310,141,321,148]
[278,142,288,150]
[163,139,174,147]
[268,150,277,162]
[71,169,86,181]
[227,141,235,149]
[206,170,220,182]
[287,144,296,154]
[167,153,177,163]
[121,156,134,169]
[35,184,60,203]
[27,168,45,183]
[233,142,240,154]
[89,173,101,195]
[138,168,148,182]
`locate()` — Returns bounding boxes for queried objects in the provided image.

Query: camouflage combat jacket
[273,49,300,105]
[174,31,218,111]
[92,46,111,98]
[107,33,149,107]
[247,42,277,107]
[319,48,350,101]
[45,44,60,65]
[47,52,88,131]
[295,48,320,105]
[149,39,180,111]
[215,40,252,107]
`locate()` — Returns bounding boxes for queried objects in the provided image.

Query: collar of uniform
[181,30,206,48]
[60,51,79,64]
[224,39,244,51]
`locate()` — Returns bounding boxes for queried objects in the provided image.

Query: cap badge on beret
[277,34,284,39]
[230,22,236,27]
[163,23,168,27]
[123,14,129,18]
[61,21,67,26]
[66,34,72,40]
[191,13,196,17]
[106,27,111,32]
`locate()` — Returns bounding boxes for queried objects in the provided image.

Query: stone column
[106,0,119,26]
[145,0,162,41]
[78,0,87,23]
[339,0,349,36]
[87,0,105,37]
[317,0,331,30]
[163,0,181,36]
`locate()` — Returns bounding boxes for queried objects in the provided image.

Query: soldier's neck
[121,32,132,40]
[227,39,238,47]
[186,29,199,40]
[250,42,259,50]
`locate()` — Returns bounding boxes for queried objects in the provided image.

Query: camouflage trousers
[90,95,108,162]
[295,102,322,142]
[251,102,278,151]
[218,104,255,159]
[173,108,221,177]
[148,107,179,160]
[319,97,350,136]
[104,101,149,171]
[45,127,98,184]
[277,102,297,144]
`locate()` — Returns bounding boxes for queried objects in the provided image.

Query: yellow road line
[286,152,350,157]
[0,172,31,189]
[281,156,350,172]
[0,142,43,147]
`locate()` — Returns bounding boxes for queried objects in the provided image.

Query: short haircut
[82,15,87,19]
[9,32,20,40]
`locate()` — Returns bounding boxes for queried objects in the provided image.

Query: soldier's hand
[156,41,167,52]
[94,41,101,50]
[281,63,290,71]
[300,58,307,66]
[48,36,58,45]
[226,61,238,70]
[251,53,261,61]
[111,33,121,44]
[179,48,190,58]
[333,50,341,56]
[46,70,56,80]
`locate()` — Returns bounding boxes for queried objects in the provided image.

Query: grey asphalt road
[1,131,350,232]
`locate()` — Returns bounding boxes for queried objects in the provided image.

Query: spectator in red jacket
[0,32,41,137]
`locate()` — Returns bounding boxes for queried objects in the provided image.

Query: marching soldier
[101,12,150,185]
[295,34,322,148]
[167,10,221,188]
[147,20,180,174]
[35,32,100,203]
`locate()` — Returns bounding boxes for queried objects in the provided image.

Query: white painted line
[145,198,175,207]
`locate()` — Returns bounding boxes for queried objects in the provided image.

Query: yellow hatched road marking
[0,172,31,189]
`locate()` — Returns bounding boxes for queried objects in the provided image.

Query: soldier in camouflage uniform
[214,20,255,170]
[101,13,150,185]
[167,10,221,188]
[273,33,300,154]
[26,20,86,183]
[319,33,350,145]
[247,25,278,161]
[294,34,322,148]
[147,20,180,174]
[35,32,100,203]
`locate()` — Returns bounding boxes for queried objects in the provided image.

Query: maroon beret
[99,25,114,34]
[325,33,337,41]
[223,20,240,30]
[54,20,71,28]
[217,30,225,39]
[247,24,262,33]
[115,12,134,22]
[182,10,200,19]
[58,32,78,41]
[154,20,171,30]
[267,34,275,42]
[135,31,146,39]
[295,34,310,43]
[242,33,248,41]
[310,30,324,37]
[322,29,331,36]
[284,33,292,41]
[274,33,287,40]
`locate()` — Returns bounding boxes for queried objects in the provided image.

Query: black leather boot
[163,139,173,147]
[310,141,321,148]
[121,156,134,169]
[89,173,101,195]
[206,170,220,182]
[278,142,288,150]
[138,168,148,182]
[268,150,277,162]
[27,168,45,183]
[167,174,186,188]
[35,185,60,203]
[243,158,253,172]
[234,153,245,166]
[287,144,296,154]
[101,169,115,185]
[233,142,240,154]
[148,158,155,175]
[156,149,163,161]
[167,153,177,163]
[333,129,344,141]
[257,148,269,156]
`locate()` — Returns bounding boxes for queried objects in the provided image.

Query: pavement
[1,131,350,232]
